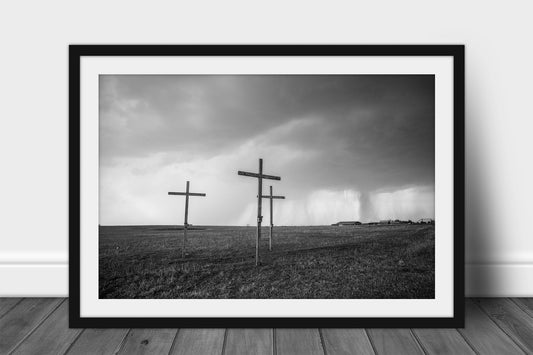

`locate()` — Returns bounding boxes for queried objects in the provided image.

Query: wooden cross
[168,181,206,258]
[238,158,281,266]
[261,185,285,251]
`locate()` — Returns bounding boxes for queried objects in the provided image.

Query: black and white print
[98,75,435,299]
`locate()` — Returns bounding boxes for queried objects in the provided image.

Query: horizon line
[99,219,435,228]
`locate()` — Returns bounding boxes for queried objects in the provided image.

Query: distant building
[378,219,414,225]
[417,218,434,224]
[331,221,362,226]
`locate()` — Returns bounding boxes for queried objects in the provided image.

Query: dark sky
[99,75,435,225]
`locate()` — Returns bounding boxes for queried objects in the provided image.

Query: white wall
[1,0,532,296]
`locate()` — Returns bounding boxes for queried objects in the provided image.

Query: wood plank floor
[0,299,532,354]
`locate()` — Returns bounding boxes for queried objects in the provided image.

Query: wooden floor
[1,299,533,354]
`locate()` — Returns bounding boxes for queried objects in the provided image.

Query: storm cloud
[99,75,434,225]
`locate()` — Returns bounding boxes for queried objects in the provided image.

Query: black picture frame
[69,45,465,328]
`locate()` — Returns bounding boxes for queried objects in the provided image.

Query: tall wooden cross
[168,181,206,258]
[238,158,281,266]
[261,185,285,251]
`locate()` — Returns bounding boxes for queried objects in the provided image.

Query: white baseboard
[1,262,532,297]
[0,264,68,297]
[465,263,533,297]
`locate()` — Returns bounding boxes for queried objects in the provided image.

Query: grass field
[99,224,434,299]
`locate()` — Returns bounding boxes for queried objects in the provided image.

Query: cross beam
[238,171,281,180]
[168,181,206,258]
[237,158,281,266]
[169,192,206,197]
[262,186,285,251]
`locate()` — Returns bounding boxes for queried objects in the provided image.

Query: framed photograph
[70,45,464,327]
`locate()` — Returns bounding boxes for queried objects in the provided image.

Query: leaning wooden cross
[261,185,285,251]
[238,158,281,266]
[168,181,206,258]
